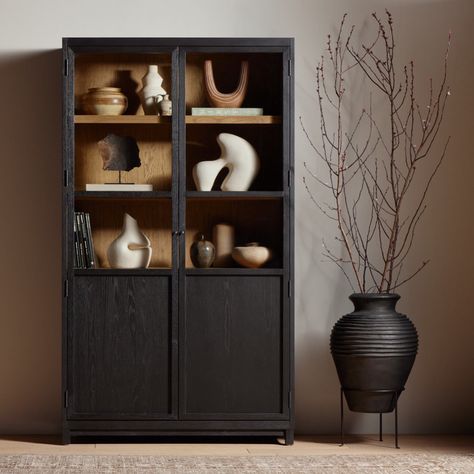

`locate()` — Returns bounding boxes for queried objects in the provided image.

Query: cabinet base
[64,430,289,444]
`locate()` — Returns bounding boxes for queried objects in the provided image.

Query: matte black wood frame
[62,37,294,444]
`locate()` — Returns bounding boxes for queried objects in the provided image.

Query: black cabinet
[62,38,294,444]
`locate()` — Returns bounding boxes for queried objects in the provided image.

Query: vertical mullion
[177,47,187,419]
[281,47,290,418]
[170,46,180,419]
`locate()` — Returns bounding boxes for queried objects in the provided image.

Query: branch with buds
[303,10,450,293]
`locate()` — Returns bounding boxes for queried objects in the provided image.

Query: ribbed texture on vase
[330,294,418,357]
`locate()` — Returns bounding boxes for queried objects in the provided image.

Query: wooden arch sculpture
[204,60,249,108]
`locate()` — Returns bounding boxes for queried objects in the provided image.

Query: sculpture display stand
[339,387,402,449]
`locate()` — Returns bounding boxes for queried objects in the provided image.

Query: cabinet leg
[62,430,71,445]
[284,430,294,445]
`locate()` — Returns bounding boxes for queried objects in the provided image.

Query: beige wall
[0,0,472,434]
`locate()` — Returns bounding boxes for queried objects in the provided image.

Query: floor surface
[0,435,471,456]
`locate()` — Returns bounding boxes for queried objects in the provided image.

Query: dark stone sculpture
[98,134,141,171]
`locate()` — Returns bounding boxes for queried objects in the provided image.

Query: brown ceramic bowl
[82,87,128,115]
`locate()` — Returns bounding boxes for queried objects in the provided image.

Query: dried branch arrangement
[303,10,451,293]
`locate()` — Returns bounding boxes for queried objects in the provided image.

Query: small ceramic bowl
[231,242,272,268]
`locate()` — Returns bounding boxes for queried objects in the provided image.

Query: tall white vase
[139,65,167,115]
[107,213,152,269]
[192,133,260,192]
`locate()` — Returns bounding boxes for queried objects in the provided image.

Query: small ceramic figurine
[192,133,260,192]
[159,94,172,116]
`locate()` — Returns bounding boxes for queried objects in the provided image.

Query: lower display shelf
[185,268,283,275]
[74,268,172,276]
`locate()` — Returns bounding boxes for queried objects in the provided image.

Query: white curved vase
[192,133,260,192]
[139,65,167,115]
[107,213,152,269]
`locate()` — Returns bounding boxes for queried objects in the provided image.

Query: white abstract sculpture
[139,65,167,115]
[107,213,152,269]
[192,133,260,192]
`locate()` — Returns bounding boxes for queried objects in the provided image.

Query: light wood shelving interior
[75,199,172,269]
[185,199,283,269]
[74,53,171,116]
[74,125,172,191]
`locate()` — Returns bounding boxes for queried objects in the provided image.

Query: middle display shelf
[74,115,281,125]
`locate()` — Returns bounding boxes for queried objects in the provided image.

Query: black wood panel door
[182,275,287,419]
[69,276,172,419]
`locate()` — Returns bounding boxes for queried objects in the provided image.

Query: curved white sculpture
[192,133,260,192]
[107,213,152,269]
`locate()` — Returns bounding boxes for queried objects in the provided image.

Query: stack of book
[74,212,97,269]
[191,107,263,116]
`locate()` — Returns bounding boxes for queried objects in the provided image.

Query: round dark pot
[330,293,418,413]
[190,234,215,268]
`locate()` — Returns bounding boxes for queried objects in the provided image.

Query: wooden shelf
[74,268,172,276]
[186,268,284,275]
[74,115,171,124]
[186,115,281,124]
[75,191,172,200]
[186,191,283,200]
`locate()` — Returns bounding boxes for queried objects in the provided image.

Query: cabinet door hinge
[288,58,292,77]
[288,391,292,409]
[287,169,292,188]
[64,58,69,76]
[63,169,68,187]
[64,390,69,408]
[64,279,69,298]
[288,280,292,298]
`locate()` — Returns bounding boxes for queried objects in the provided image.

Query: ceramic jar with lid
[82,87,128,115]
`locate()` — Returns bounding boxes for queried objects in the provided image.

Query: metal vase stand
[339,387,404,449]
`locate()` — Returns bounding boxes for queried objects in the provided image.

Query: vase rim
[88,87,121,92]
[350,293,400,300]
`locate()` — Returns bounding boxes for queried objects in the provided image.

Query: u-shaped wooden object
[204,60,249,108]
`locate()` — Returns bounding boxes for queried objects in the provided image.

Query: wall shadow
[0,50,62,434]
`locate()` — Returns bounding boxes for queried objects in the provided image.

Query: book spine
[85,213,96,269]
[73,216,79,268]
[75,212,85,269]
[79,212,91,269]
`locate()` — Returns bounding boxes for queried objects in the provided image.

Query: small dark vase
[190,234,215,268]
[330,293,418,413]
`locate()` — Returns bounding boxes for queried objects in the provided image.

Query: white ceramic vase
[107,213,152,269]
[139,65,167,115]
[192,133,260,192]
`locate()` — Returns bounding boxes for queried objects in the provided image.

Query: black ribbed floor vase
[330,294,419,448]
